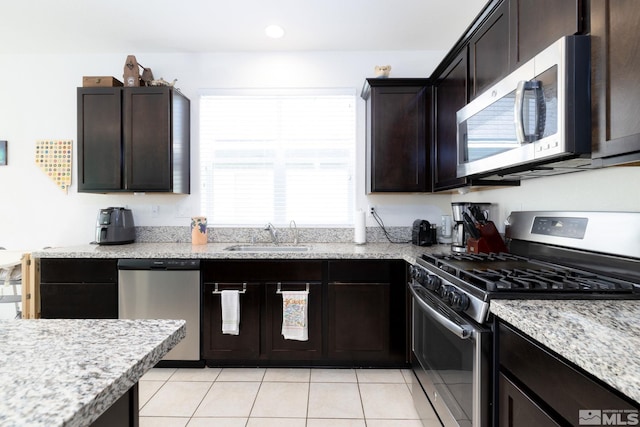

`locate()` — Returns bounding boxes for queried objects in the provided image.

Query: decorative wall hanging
[35,140,73,193]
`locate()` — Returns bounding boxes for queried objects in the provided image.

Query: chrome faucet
[264,223,279,245]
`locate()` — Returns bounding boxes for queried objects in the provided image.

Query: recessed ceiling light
[265,24,285,39]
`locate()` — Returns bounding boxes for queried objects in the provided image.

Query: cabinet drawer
[40,282,117,319]
[328,260,397,282]
[202,260,322,282]
[40,259,117,283]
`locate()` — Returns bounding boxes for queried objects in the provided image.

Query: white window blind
[199,89,356,226]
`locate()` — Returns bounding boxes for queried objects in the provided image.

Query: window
[199,89,356,226]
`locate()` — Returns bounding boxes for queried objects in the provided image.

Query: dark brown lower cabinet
[328,282,390,361]
[201,282,262,361]
[201,259,408,366]
[496,319,639,426]
[327,260,407,365]
[90,384,138,427]
[40,258,118,319]
[265,281,323,361]
[201,260,324,365]
[498,372,561,427]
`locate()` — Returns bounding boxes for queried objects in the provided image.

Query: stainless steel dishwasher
[117,259,201,364]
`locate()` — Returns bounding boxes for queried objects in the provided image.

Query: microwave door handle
[533,81,546,139]
[409,284,473,339]
[514,80,527,144]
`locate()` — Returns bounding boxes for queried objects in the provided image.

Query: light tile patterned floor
[139,367,441,427]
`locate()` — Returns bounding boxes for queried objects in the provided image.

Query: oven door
[409,283,491,427]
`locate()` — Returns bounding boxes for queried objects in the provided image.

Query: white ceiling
[1,0,489,54]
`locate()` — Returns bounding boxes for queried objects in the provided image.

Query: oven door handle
[409,284,473,339]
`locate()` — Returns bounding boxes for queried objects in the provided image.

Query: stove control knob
[410,266,425,283]
[438,284,451,301]
[449,291,470,312]
[424,274,441,291]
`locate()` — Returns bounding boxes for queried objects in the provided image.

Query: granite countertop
[491,300,640,404]
[0,318,186,427]
[31,242,448,264]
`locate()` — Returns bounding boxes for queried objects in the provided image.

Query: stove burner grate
[464,266,635,292]
[422,252,636,294]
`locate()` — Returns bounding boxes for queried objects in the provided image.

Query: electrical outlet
[176,202,190,218]
[368,205,376,215]
[151,205,160,218]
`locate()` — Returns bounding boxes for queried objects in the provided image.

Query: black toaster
[412,219,433,246]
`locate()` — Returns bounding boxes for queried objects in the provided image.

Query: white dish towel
[221,290,240,335]
[281,290,309,341]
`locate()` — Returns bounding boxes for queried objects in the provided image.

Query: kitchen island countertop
[0,318,186,427]
[31,241,447,265]
[491,300,640,405]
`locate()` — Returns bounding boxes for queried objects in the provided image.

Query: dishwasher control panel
[117,259,201,270]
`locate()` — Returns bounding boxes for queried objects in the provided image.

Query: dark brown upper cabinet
[469,0,511,99]
[362,78,432,193]
[77,86,190,193]
[590,0,640,166]
[469,0,583,100]
[509,0,584,69]
[434,48,469,191]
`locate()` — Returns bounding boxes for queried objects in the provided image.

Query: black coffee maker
[412,219,436,246]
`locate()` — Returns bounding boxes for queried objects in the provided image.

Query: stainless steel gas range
[408,211,640,427]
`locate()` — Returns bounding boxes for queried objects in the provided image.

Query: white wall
[0,50,452,250]
[452,166,640,232]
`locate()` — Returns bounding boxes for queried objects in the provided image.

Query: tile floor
[139,367,441,427]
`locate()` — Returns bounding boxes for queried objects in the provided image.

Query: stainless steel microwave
[456,36,591,180]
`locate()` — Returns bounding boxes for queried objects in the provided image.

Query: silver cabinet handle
[212,282,247,294]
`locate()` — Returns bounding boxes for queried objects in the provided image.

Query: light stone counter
[31,242,449,265]
[0,318,186,427]
[491,300,640,404]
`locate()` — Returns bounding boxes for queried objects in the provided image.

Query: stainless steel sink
[223,245,310,252]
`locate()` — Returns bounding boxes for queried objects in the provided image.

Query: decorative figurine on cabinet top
[374,65,392,78]
[123,55,141,87]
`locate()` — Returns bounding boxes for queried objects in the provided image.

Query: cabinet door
[328,282,390,361]
[40,258,118,318]
[265,281,323,360]
[365,80,431,192]
[123,87,172,191]
[469,0,510,98]
[509,0,582,68]
[434,49,468,191]
[498,372,561,427]
[202,282,262,361]
[591,0,640,164]
[40,282,118,319]
[327,260,407,364]
[77,88,123,191]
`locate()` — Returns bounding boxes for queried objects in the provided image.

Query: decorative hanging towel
[35,140,72,194]
[281,290,309,341]
[221,290,240,335]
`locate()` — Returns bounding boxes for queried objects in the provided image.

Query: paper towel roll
[354,209,366,244]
